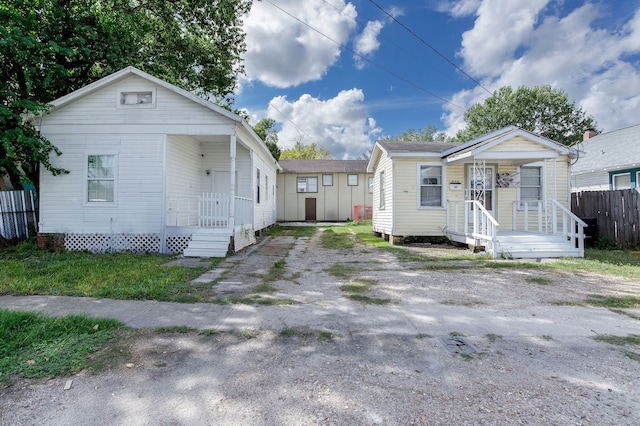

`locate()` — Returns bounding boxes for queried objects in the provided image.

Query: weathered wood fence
[0,190,38,243]
[571,189,639,248]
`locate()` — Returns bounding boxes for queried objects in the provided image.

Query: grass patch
[624,351,640,361]
[278,327,313,338]
[0,242,207,302]
[449,331,466,337]
[486,333,502,343]
[250,283,277,294]
[346,294,392,305]
[267,225,316,238]
[0,309,125,384]
[320,229,354,249]
[526,276,552,285]
[326,263,362,279]
[551,249,640,280]
[416,333,433,339]
[340,283,369,293]
[592,334,640,346]
[237,328,259,339]
[263,259,287,283]
[541,335,554,341]
[154,326,197,334]
[212,296,295,305]
[317,331,341,341]
[584,295,640,309]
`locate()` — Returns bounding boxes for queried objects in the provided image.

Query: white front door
[467,164,495,221]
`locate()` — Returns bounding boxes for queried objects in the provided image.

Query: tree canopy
[252,118,281,160]
[384,124,451,142]
[1,0,252,189]
[456,86,598,146]
[279,141,333,160]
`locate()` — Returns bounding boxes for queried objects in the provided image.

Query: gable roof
[279,160,369,173]
[41,66,278,166]
[572,124,640,174]
[367,126,575,171]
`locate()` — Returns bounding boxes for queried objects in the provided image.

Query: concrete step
[183,247,228,258]
[183,228,231,258]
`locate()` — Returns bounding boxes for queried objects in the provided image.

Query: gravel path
[1,228,639,425]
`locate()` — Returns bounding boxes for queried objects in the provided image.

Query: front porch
[446,199,587,258]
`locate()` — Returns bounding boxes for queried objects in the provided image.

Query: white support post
[229,133,236,231]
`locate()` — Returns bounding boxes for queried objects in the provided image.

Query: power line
[367,0,493,96]
[263,0,465,110]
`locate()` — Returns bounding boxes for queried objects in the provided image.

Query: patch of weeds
[416,333,433,339]
[440,299,485,307]
[278,328,312,338]
[212,296,294,305]
[237,328,259,339]
[168,294,203,303]
[609,309,640,320]
[585,295,640,309]
[318,331,341,341]
[460,353,473,361]
[541,335,554,341]
[592,334,640,346]
[198,329,221,336]
[154,326,197,334]
[250,283,277,294]
[624,351,640,361]
[486,333,502,343]
[449,331,466,337]
[340,282,369,293]
[346,294,392,305]
[267,226,316,238]
[263,259,286,283]
[526,276,552,285]
[152,360,167,368]
[326,263,361,279]
[320,229,354,250]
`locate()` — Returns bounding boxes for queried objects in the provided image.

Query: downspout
[229,132,236,231]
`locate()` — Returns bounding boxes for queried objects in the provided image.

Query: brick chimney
[583,128,597,140]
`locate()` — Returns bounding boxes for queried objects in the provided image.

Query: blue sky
[235,0,640,159]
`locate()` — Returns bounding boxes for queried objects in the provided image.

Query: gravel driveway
[1,228,639,425]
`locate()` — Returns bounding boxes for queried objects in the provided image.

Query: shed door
[305,198,316,221]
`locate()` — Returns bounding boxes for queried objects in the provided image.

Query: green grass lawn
[0,241,210,301]
[0,309,126,384]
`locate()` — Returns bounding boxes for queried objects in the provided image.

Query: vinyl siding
[372,154,393,235]
[572,171,610,191]
[485,136,542,152]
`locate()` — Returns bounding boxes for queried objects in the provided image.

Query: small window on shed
[120,91,153,105]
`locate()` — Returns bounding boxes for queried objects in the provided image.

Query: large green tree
[456,86,598,146]
[253,118,281,160]
[384,124,452,142]
[280,141,333,160]
[1,0,251,189]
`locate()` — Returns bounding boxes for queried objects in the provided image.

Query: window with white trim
[297,177,318,193]
[612,173,631,190]
[379,171,385,209]
[347,174,358,186]
[256,168,261,204]
[519,166,542,205]
[368,176,373,193]
[418,165,442,207]
[322,174,333,186]
[87,155,116,203]
[265,175,268,201]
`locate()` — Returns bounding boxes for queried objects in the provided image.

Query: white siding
[167,136,200,199]
[372,154,393,235]
[572,171,610,192]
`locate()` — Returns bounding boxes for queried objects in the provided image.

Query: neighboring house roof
[40,66,279,167]
[279,160,369,173]
[367,126,576,172]
[572,124,640,174]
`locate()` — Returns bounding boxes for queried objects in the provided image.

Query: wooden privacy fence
[0,190,37,242]
[571,189,639,248]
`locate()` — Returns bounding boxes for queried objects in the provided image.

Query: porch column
[229,133,236,230]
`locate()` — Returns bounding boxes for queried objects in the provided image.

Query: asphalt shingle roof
[572,125,640,173]
[376,141,460,154]
[278,160,369,173]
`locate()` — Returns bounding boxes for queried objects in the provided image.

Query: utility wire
[367,0,493,96]
[263,0,465,110]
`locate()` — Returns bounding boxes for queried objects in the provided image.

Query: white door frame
[466,163,496,221]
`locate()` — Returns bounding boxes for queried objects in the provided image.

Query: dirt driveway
[1,228,639,425]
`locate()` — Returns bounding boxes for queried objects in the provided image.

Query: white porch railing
[446,200,499,257]
[512,201,544,232]
[167,193,254,230]
[234,196,253,227]
[199,193,230,228]
[552,200,588,257]
[166,196,200,227]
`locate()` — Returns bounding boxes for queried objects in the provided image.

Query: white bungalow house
[36,67,279,257]
[572,125,640,191]
[367,126,587,258]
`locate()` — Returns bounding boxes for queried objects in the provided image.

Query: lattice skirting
[61,233,194,254]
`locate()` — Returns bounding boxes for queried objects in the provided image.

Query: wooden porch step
[495,234,578,258]
[183,228,231,258]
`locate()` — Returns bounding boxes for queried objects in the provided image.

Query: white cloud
[438,0,482,17]
[442,1,640,135]
[354,20,384,69]
[242,0,357,88]
[266,89,381,159]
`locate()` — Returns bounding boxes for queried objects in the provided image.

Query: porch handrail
[466,200,499,258]
[552,200,588,257]
[512,201,543,233]
[199,193,229,228]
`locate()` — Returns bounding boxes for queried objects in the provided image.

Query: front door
[305,198,316,221]
[467,164,495,221]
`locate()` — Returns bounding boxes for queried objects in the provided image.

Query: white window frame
[517,162,545,208]
[117,87,156,109]
[368,176,374,193]
[612,172,631,190]
[417,163,445,209]
[85,152,118,206]
[347,174,358,186]
[256,168,261,204]
[322,174,333,186]
[637,171,640,191]
[379,171,385,210]
[297,177,318,193]
[265,175,268,201]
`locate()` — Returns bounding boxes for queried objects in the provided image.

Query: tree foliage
[1,0,252,188]
[456,86,598,146]
[253,118,281,160]
[279,141,333,160]
[384,124,452,142]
